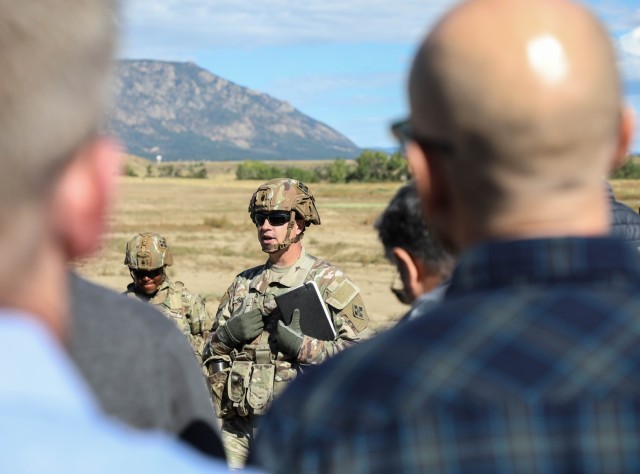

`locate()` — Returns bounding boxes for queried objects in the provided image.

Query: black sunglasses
[253,212,290,227]
[390,119,455,156]
[132,267,164,279]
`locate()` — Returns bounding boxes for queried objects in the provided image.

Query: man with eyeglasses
[375,181,455,321]
[204,177,370,469]
[253,0,640,472]
[124,232,210,360]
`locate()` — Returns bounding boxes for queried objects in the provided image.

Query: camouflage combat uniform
[206,248,370,467]
[123,231,212,361]
[125,279,211,360]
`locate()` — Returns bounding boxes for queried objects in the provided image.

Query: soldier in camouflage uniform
[124,233,211,360]
[204,178,370,468]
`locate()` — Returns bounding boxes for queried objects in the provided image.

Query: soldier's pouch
[227,360,252,412]
[246,364,275,415]
[273,360,297,397]
[204,355,232,419]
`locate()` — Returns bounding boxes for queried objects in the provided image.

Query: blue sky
[121,0,640,151]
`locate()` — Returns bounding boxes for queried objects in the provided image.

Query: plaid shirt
[255,237,640,473]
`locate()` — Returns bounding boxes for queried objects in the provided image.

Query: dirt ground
[73,166,409,332]
[74,161,640,332]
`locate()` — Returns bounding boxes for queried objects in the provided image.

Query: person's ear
[294,218,306,236]
[406,142,451,231]
[406,142,430,212]
[391,246,422,302]
[611,106,635,171]
[50,136,121,260]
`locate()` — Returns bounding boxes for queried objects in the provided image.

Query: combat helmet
[248,178,321,252]
[124,232,173,270]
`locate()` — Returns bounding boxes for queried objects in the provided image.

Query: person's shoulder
[3,401,231,473]
[306,255,362,308]
[602,199,640,249]
[275,322,409,406]
[70,273,177,335]
[308,253,339,271]
[239,262,267,278]
[278,302,460,403]
[256,325,411,465]
[224,263,266,292]
[307,255,352,285]
[173,281,206,306]
[611,199,640,226]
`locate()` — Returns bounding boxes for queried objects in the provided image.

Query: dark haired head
[375,182,455,278]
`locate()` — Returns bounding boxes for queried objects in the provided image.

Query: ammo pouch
[228,360,252,417]
[247,364,275,415]
[225,349,276,417]
[204,355,231,418]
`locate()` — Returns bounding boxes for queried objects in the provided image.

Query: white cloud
[620,27,640,56]
[121,0,454,57]
[266,72,404,101]
[621,54,640,81]
[617,29,640,81]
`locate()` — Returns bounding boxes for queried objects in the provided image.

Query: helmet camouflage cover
[124,232,173,270]
[248,178,321,225]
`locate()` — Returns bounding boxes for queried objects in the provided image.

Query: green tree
[325,159,349,183]
[349,150,408,182]
[190,166,208,179]
[158,164,175,177]
[611,156,640,179]
[236,161,280,180]
[284,166,318,183]
[387,152,410,181]
[123,163,138,177]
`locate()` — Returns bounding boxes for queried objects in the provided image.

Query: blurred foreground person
[255,0,640,472]
[608,182,640,250]
[124,232,211,359]
[69,272,225,460]
[374,181,455,320]
[205,178,370,468]
[0,1,253,472]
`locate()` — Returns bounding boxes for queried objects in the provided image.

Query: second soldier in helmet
[205,178,370,468]
[124,232,211,359]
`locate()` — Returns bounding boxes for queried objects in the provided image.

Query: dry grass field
[73,158,640,332]
[73,160,409,332]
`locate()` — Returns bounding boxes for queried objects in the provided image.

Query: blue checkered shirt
[255,237,640,473]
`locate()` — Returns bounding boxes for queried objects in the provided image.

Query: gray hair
[0,0,118,206]
[0,0,118,289]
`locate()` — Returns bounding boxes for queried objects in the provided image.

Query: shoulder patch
[346,300,369,333]
[324,279,359,310]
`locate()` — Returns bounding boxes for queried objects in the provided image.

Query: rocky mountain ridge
[107,60,360,161]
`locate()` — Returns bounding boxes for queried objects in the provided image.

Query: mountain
[106,60,360,161]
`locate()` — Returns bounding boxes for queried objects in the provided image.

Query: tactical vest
[125,281,191,337]
[160,281,192,337]
[207,253,318,418]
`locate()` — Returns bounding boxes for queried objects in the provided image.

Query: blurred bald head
[407,0,633,246]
